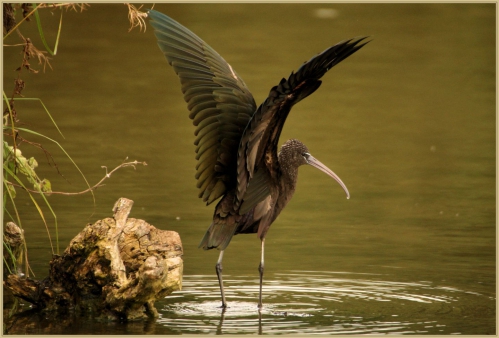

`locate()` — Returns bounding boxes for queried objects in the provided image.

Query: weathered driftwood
[4,198,183,321]
[3,221,25,276]
[3,221,26,308]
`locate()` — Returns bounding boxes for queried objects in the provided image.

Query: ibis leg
[258,239,265,309]
[216,250,227,308]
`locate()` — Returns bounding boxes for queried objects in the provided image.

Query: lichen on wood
[3,198,183,321]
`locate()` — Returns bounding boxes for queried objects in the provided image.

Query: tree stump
[3,198,183,321]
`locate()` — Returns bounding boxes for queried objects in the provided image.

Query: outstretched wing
[236,37,370,214]
[149,10,257,205]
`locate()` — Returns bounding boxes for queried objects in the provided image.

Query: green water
[3,3,495,334]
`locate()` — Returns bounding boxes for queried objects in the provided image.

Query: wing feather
[235,37,370,212]
[149,10,257,204]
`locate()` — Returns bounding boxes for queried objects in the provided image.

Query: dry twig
[37,3,89,12]
[126,3,148,32]
[7,159,147,196]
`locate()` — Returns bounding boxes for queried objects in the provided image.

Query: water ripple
[157,271,493,334]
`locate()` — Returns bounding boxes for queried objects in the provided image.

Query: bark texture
[3,198,183,321]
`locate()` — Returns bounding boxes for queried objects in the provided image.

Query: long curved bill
[305,154,350,199]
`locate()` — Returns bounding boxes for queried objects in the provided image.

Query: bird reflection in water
[216,306,264,335]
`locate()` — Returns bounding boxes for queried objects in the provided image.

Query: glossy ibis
[149,9,368,309]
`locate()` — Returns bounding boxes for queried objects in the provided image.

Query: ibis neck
[277,154,300,204]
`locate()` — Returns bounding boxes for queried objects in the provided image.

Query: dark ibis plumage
[148,9,368,309]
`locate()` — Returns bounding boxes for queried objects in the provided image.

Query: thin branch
[37,3,89,12]
[6,159,147,196]
[5,132,68,183]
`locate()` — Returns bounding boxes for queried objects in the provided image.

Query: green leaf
[5,182,16,199]
[40,179,52,195]
[28,157,38,169]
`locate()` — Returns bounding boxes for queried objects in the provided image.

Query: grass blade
[3,165,55,255]
[33,3,63,56]
[15,127,95,206]
[3,4,42,40]
[12,97,65,139]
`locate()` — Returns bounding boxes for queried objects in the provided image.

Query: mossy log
[3,198,183,321]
